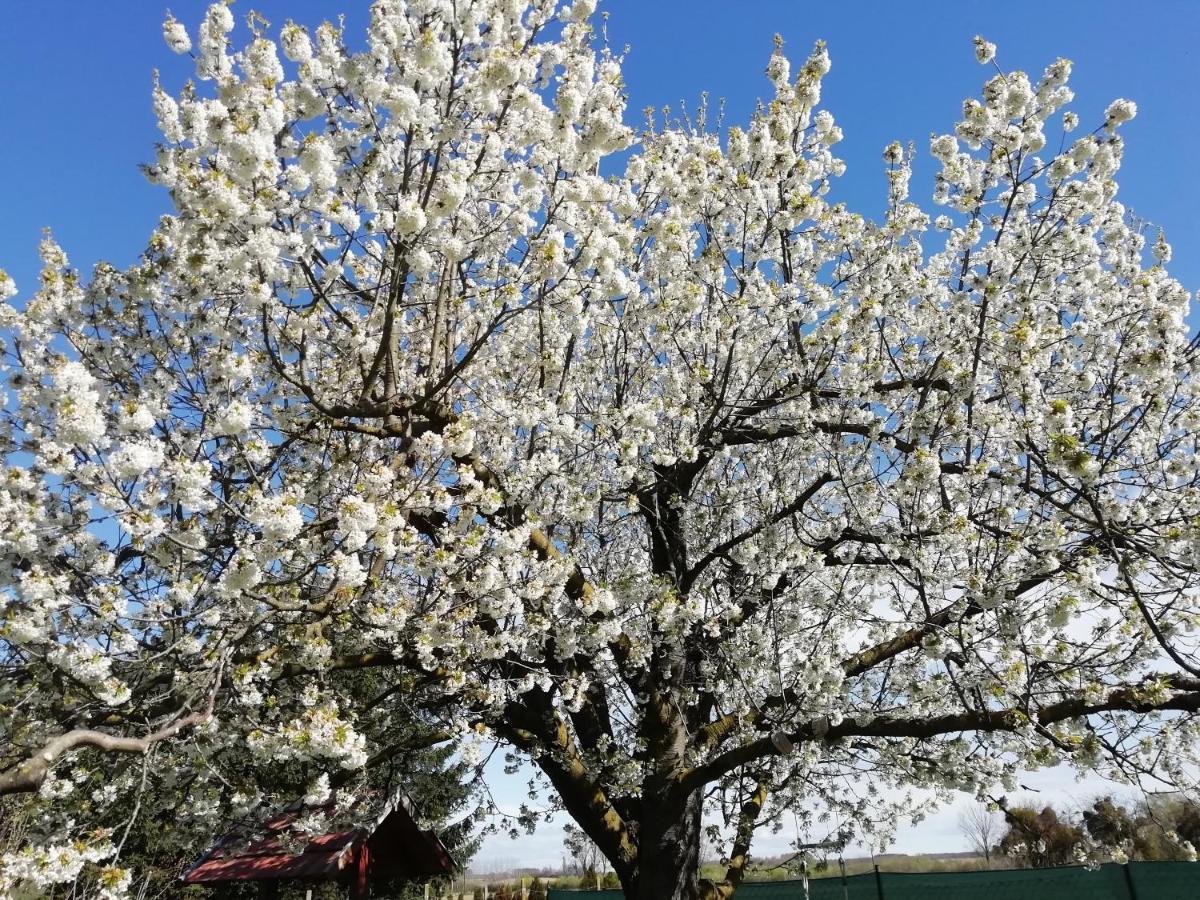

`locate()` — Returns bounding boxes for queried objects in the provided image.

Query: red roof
[182,790,455,887]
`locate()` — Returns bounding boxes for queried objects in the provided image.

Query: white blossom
[110,439,164,479]
[973,35,996,64]
[52,361,106,445]
[1105,98,1137,126]
[162,15,191,54]
[212,399,254,436]
[280,22,313,63]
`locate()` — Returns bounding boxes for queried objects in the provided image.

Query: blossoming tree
[1,3,1198,898]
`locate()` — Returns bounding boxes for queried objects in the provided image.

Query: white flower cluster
[973,35,996,64]
[52,361,106,446]
[0,268,16,301]
[212,399,254,437]
[162,15,191,55]
[247,704,368,770]
[48,642,130,705]
[109,439,164,480]
[1105,98,1137,126]
[248,493,305,544]
[0,835,119,899]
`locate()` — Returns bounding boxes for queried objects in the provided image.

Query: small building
[182,789,456,898]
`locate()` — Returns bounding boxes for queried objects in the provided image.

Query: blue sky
[1,0,1197,872]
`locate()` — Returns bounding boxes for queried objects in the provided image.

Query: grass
[469,854,994,889]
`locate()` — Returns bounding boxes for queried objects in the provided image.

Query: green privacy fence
[546,861,1196,899]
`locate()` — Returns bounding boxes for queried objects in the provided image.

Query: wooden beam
[352,841,371,900]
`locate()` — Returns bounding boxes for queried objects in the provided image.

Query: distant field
[470,853,995,889]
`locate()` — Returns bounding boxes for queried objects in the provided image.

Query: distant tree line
[961,795,1200,869]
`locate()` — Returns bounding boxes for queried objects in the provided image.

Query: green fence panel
[1124,861,1198,898]
[799,873,881,900]
[547,876,879,900]
[546,861,1199,900]
[707,876,878,899]
[875,864,1130,900]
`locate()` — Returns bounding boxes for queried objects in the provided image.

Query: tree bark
[621,789,707,900]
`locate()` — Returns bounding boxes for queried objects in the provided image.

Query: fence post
[874,864,885,900]
[1122,863,1139,900]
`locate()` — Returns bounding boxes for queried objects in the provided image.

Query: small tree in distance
[958,803,1002,868]
[1,3,1199,899]
[564,821,606,885]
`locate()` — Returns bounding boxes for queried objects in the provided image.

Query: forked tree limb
[0,660,225,797]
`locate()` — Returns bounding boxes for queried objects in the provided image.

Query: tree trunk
[621,789,709,900]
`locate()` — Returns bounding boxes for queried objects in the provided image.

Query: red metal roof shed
[182,790,456,898]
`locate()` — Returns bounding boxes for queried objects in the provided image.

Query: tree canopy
[1,2,1198,898]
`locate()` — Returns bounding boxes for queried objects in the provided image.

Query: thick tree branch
[678,674,1200,795]
[495,695,638,875]
[709,780,768,899]
[684,472,836,590]
[0,661,224,796]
